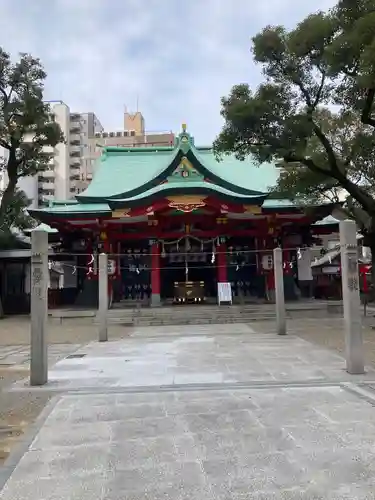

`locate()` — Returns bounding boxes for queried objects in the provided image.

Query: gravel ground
[0,313,375,464]
[0,316,130,345]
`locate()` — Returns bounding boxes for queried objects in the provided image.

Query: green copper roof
[78,148,181,201]
[108,181,266,208]
[76,129,280,203]
[313,215,339,226]
[192,147,279,195]
[29,202,111,218]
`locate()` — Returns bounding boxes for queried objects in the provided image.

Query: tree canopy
[0,48,64,238]
[214,0,375,248]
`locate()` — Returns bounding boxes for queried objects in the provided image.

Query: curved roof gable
[76,125,280,204]
[107,181,266,209]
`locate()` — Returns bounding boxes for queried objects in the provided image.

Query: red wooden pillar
[217,244,227,283]
[151,241,161,306]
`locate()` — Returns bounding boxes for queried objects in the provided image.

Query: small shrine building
[29,125,338,308]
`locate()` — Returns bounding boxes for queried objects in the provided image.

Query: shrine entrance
[160,239,217,303]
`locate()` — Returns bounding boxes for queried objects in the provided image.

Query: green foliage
[0,48,64,236]
[0,187,36,233]
[214,0,375,241]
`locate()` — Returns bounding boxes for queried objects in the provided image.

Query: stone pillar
[151,241,161,306]
[98,253,108,342]
[340,220,364,374]
[217,244,227,283]
[273,247,286,335]
[30,230,48,386]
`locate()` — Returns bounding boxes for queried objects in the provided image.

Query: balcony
[38,190,54,199]
[70,133,80,142]
[70,125,81,134]
[40,168,54,177]
[70,160,81,170]
[39,182,55,190]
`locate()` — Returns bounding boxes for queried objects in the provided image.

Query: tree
[0,48,64,234]
[214,0,375,261]
[0,48,64,316]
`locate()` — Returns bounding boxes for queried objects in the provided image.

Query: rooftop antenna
[136,94,139,112]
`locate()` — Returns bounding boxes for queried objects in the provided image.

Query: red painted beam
[106,228,268,241]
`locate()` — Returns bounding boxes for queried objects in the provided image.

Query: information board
[218,282,232,305]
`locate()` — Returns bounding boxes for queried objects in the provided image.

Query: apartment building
[82,111,175,187]
[38,102,103,205]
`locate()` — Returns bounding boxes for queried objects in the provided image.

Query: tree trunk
[0,162,17,319]
[0,174,17,230]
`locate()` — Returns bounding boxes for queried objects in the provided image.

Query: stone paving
[30,324,375,390]
[2,323,375,498]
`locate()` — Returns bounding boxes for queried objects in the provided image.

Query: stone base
[151,293,161,307]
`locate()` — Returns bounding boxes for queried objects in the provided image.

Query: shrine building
[29,125,338,308]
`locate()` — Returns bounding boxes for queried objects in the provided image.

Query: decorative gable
[167,157,204,182]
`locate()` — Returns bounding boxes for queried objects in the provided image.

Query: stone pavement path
[3,323,375,499]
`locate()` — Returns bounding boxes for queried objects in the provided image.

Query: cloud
[0,0,337,144]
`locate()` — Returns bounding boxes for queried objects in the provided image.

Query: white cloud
[0,0,337,143]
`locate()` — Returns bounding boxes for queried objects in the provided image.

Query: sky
[0,0,337,145]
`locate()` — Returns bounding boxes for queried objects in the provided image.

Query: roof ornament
[182,123,187,133]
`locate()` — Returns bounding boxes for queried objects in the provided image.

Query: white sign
[262,255,273,270]
[218,282,232,304]
[107,259,116,275]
